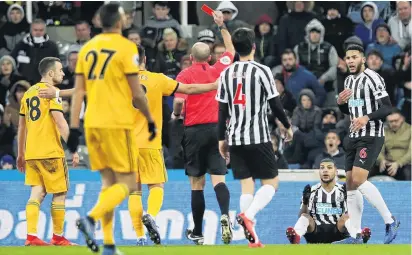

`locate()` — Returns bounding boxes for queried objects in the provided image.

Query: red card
[201,4,214,17]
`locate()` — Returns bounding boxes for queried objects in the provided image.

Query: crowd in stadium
[0,1,410,180]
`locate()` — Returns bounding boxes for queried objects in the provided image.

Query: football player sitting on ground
[286,158,371,244]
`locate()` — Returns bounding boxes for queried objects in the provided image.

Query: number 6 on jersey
[233,83,246,107]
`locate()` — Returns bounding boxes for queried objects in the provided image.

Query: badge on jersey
[220,56,231,65]
[55,97,62,104]
[133,54,139,66]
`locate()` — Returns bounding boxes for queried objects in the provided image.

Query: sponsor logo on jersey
[316,203,343,215]
[348,98,365,107]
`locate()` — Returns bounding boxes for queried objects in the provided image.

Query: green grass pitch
[0,245,410,255]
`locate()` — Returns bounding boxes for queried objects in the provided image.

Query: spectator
[122,9,139,37]
[254,14,276,68]
[0,4,30,57]
[11,19,59,84]
[0,108,15,158]
[90,11,102,37]
[354,2,385,47]
[376,109,411,180]
[321,3,354,58]
[4,80,30,131]
[270,132,289,169]
[272,49,326,106]
[276,1,316,60]
[57,50,78,91]
[211,1,249,42]
[0,154,14,170]
[62,99,70,123]
[366,49,397,104]
[273,73,296,113]
[294,18,338,96]
[180,55,191,70]
[154,28,188,80]
[292,89,322,133]
[347,1,393,24]
[321,109,338,133]
[0,55,24,107]
[397,51,411,124]
[388,1,411,50]
[141,1,182,71]
[197,29,215,50]
[127,30,141,45]
[313,131,346,170]
[366,24,402,68]
[72,20,91,47]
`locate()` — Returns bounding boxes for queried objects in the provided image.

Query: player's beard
[321,176,335,184]
[353,62,363,75]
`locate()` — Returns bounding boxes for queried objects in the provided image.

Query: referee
[216,28,293,247]
[334,38,399,244]
[172,11,235,245]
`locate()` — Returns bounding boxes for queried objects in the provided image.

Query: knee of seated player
[29,186,47,202]
[148,183,164,189]
[211,175,225,187]
[52,192,67,203]
[300,213,316,232]
[337,214,349,232]
[190,176,205,190]
[351,167,369,188]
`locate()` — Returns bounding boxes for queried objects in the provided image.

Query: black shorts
[304,224,349,244]
[229,142,278,180]
[182,124,227,177]
[343,136,384,172]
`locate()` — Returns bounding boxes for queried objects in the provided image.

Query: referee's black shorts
[343,136,384,172]
[229,142,278,180]
[182,123,227,177]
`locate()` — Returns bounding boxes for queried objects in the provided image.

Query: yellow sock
[147,187,164,217]
[51,202,65,236]
[26,199,40,236]
[89,184,129,221]
[102,210,115,245]
[128,191,145,238]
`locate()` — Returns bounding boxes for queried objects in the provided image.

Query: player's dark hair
[153,1,169,8]
[281,48,296,59]
[232,28,255,57]
[320,158,336,166]
[346,44,364,54]
[38,57,61,76]
[99,3,122,29]
[137,45,145,65]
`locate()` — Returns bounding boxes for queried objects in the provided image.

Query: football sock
[355,190,364,226]
[294,216,309,236]
[240,194,254,212]
[347,190,362,236]
[358,181,394,224]
[89,183,129,221]
[147,187,164,217]
[26,199,40,236]
[344,219,357,238]
[51,202,65,236]
[191,190,205,236]
[102,210,115,245]
[214,182,230,215]
[245,185,276,220]
[128,191,145,238]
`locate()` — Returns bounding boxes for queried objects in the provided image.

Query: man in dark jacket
[276,1,316,61]
[0,55,25,106]
[10,19,59,84]
[254,14,276,68]
[0,4,30,57]
[321,3,354,58]
[313,131,346,170]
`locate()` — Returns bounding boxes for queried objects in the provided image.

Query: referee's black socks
[214,182,230,216]
[191,190,205,236]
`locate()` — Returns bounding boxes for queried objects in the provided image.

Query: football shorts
[85,128,138,173]
[136,148,168,184]
[25,158,69,194]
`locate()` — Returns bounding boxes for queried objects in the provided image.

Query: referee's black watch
[173,112,180,117]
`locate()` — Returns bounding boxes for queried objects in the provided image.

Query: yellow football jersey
[136,70,178,149]
[75,33,140,129]
[19,83,65,160]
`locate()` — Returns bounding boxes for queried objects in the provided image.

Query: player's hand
[379,159,387,173]
[284,127,293,142]
[337,89,352,105]
[67,128,81,153]
[350,115,369,133]
[213,10,224,27]
[387,162,399,177]
[218,140,230,164]
[148,122,157,141]
[72,152,80,167]
[302,184,311,205]
[17,155,25,173]
[38,83,57,99]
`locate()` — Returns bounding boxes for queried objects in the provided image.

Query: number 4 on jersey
[233,83,246,107]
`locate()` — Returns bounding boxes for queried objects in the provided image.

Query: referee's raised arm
[213,11,235,57]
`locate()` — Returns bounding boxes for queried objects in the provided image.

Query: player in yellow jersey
[66,3,155,255]
[17,57,79,246]
[128,45,219,245]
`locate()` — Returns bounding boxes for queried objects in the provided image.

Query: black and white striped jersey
[303,183,347,226]
[344,68,389,138]
[215,61,279,146]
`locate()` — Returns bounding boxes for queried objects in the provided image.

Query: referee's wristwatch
[173,112,180,117]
